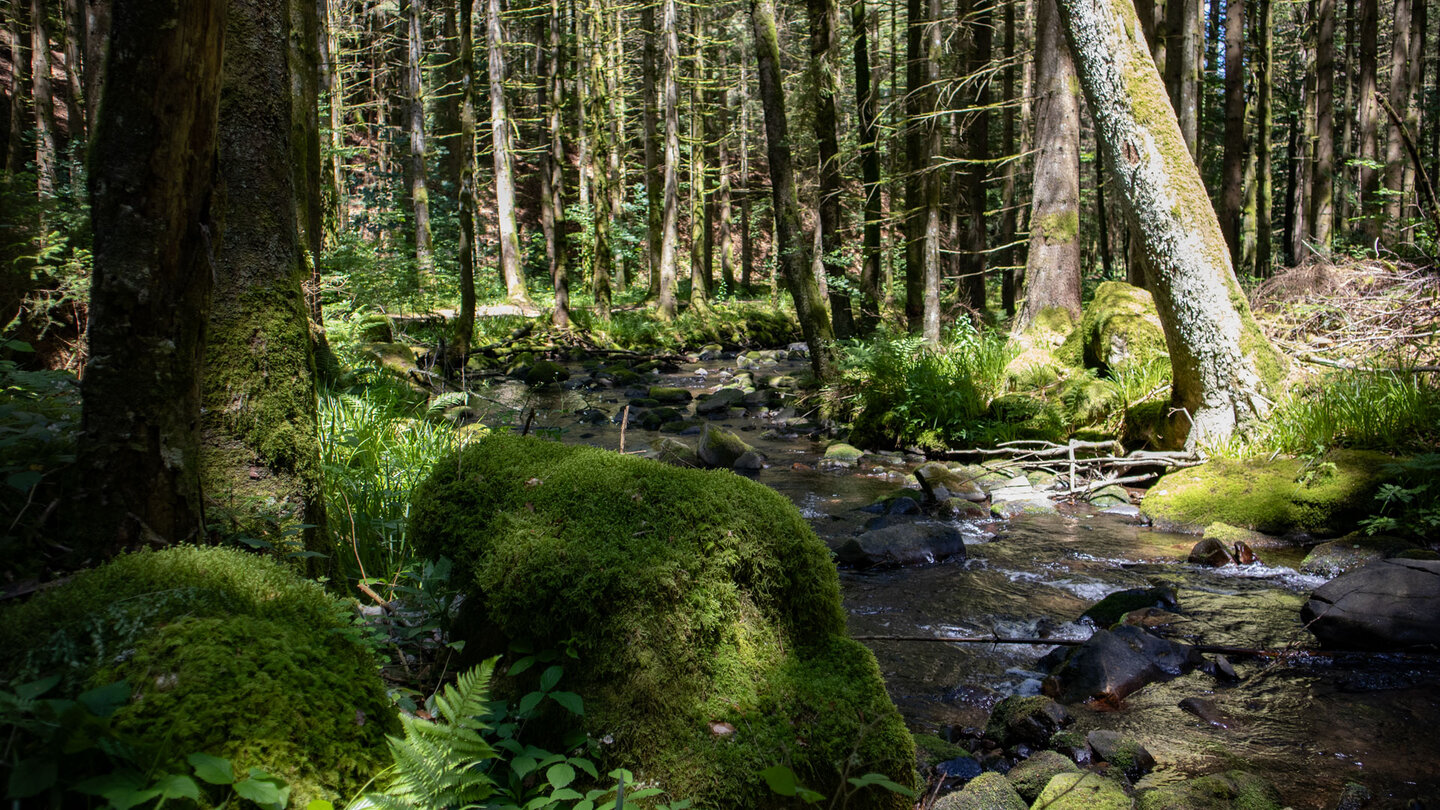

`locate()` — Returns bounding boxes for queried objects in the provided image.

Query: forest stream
[481,352,1440,809]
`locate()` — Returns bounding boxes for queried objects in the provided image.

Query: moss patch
[1033,772,1132,809]
[1140,450,1399,535]
[408,436,916,809]
[1063,282,1169,373]
[0,546,393,802]
[933,772,1027,810]
[1136,770,1283,810]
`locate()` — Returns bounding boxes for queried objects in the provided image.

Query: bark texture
[1055,0,1286,448]
[1017,0,1082,331]
[1309,0,1334,248]
[401,0,432,282]
[811,0,852,336]
[205,0,325,561]
[458,0,478,346]
[80,0,227,555]
[488,0,528,303]
[656,0,680,319]
[750,0,836,380]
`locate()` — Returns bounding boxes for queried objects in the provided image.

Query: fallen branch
[1298,354,1440,373]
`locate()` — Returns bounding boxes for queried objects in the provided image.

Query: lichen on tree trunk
[205,0,326,565]
[1055,0,1287,449]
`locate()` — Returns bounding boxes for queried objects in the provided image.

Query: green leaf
[6,758,57,798]
[517,690,544,716]
[571,757,599,780]
[15,675,60,701]
[550,787,583,801]
[77,680,131,718]
[108,788,163,810]
[234,773,289,810]
[847,773,917,797]
[188,752,235,785]
[546,762,576,790]
[508,655,537,677]
[512,755,539,778]
[760,765,801,796]
[307,802,335,810]
[72,770,147,798]
[154,774,202,800]
[549,691,584,716]
[539,665,563,693]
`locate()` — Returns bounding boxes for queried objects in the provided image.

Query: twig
[619,404,630,453]
[1298,354,1440,373]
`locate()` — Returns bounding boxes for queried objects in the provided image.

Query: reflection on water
[526,357,1440,808]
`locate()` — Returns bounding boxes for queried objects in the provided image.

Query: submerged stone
[1043,625,1204,704]
[1086,729,1155,781]
[834,522,968,568]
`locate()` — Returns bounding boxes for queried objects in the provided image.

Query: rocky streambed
[420,345,1439,808]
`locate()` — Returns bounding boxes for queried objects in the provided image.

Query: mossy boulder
[933,772,1027,810]
[1059,376,1123,429]
[354,312,394,342]
[1004,307,1077,385]
[1136,770,1283,810]
[1006,751,1080,802]
[1300,532,1419,578]
[407,435,917,808]
[361,342,420,379]
[1033,772,1132,809]
[649,386,694,404]
[1058,281,1168,373]
[698,424,755,469]
[0,546,395,803]
[1140,451,1399,536]
[984,696,1072,748]
[526,359,571,385]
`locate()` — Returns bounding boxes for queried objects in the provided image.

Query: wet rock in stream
[1041,625,1204,704]
[1301,558,1440,649]
[1081,584,1180,626]
[932,772,1027,810]
[1085,729,1155,781]
[1135,770,1284,810]
[1004,750,1080,802]
[983,696,1073,749]
[833,522,967,568]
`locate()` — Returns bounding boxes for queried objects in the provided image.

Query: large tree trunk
[1000,0,1020,315]
[1055,0,1287,448]
[487,0,528,303]
[1309,0,1334,248]
[1382,0,1415,237]
[79,0,227,555]
[656,0,680,319]
[853,0,882,328]
[738,56,754,288]
[205,0,326,562]
[5,8,30,174]
[401,0,433,286]
[689,5,711,309]
[1219,0,1244,263]
[318,0,346,241]
[811,0,852,336]
[83,0,108,133]
[1016,0,1082,331]
[750,0,836,380]
[903,0,927,335]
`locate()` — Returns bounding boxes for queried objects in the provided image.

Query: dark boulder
[1043,625,1204,704]
[1086,729,1155,781]
[1188,537,1236,567]
[983,696,1072,749]
[1081,585,1179,627]
[1301,558,1440,650]
[834,522,967,568]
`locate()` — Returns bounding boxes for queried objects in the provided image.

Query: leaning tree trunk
[1055,0,1287,449]
[79,0,227,557]
[204,0,326,565]
[488,0,528,304]
[1016,0,1082,332]
[750,0,836,380]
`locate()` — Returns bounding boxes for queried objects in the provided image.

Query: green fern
[367,658,500,810]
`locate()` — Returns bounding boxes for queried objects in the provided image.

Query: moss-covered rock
[526,359,571,385]
[1005,307,1077,385]
[984,696,1072,748]
[933,772,1028,810]
[1136,770,1283,810]
[1059,376,1123,429]
[1032,772,1132,809]
[649,386,694,403]
[0,546,394,803]
[1006,751,1080,802]
[1140,451,1399,535]
[1300,532,1419,578]
[698,424,754,469]
[407,436,917,809]
[1058,281,1168,373]
[362,342,420,378]
[354,312,394,342]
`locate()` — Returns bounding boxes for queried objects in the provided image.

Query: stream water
[471,354,1440,808]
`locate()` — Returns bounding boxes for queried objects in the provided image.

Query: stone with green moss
[1032,772,1133,809]
[698,424,755,469]
[1136,770,1283,810]
[1059,376,1123,429]
[984,696,1072,748]
[407,435,917,808]
[0,546,395,804]
[913,732,968,767]
[354,312,394,342]
[526,359,570,385]
[1202,522,1281,548]
[1006,751,1080,802]
[933,772,1027,810]
[362,342,420,378]
[650,437,701,468]
[824,442,866,465]
[649,386,693,403]
[1141,451,1399,535]
[1300,532,1419,578]
[1058,282,1168,373]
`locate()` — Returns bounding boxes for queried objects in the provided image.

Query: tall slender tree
[1219,0,1244,263]
[401,0,433,284]
[656,0,680,319]
[457,0,480,345]
[854,0,883,326]
[958,0,991,314]
[30,0,56,195]
[488,0,529,303]
[1355,0,1379,240]
[811,0,853,336]
[589,0,614,315]
[750,0,836,379]
[545,0,569,326]
[1253,0,1274,275]
[1309,0,1335,249]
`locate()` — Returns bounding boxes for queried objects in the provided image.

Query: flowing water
[488,356,1440,808]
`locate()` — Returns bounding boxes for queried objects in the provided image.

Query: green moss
[0,546,394,802]
[1006,751,1080,802]
[1060,376,1124,428]
[408,436,916,808]
[932,772,1027,810]
[1136,770,1283,810]
[1037,209,1081,245]
[1033,772,1132,809]
[1032,306,1079,337]
[1140,450,1399,535]
[913,732,967,766]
